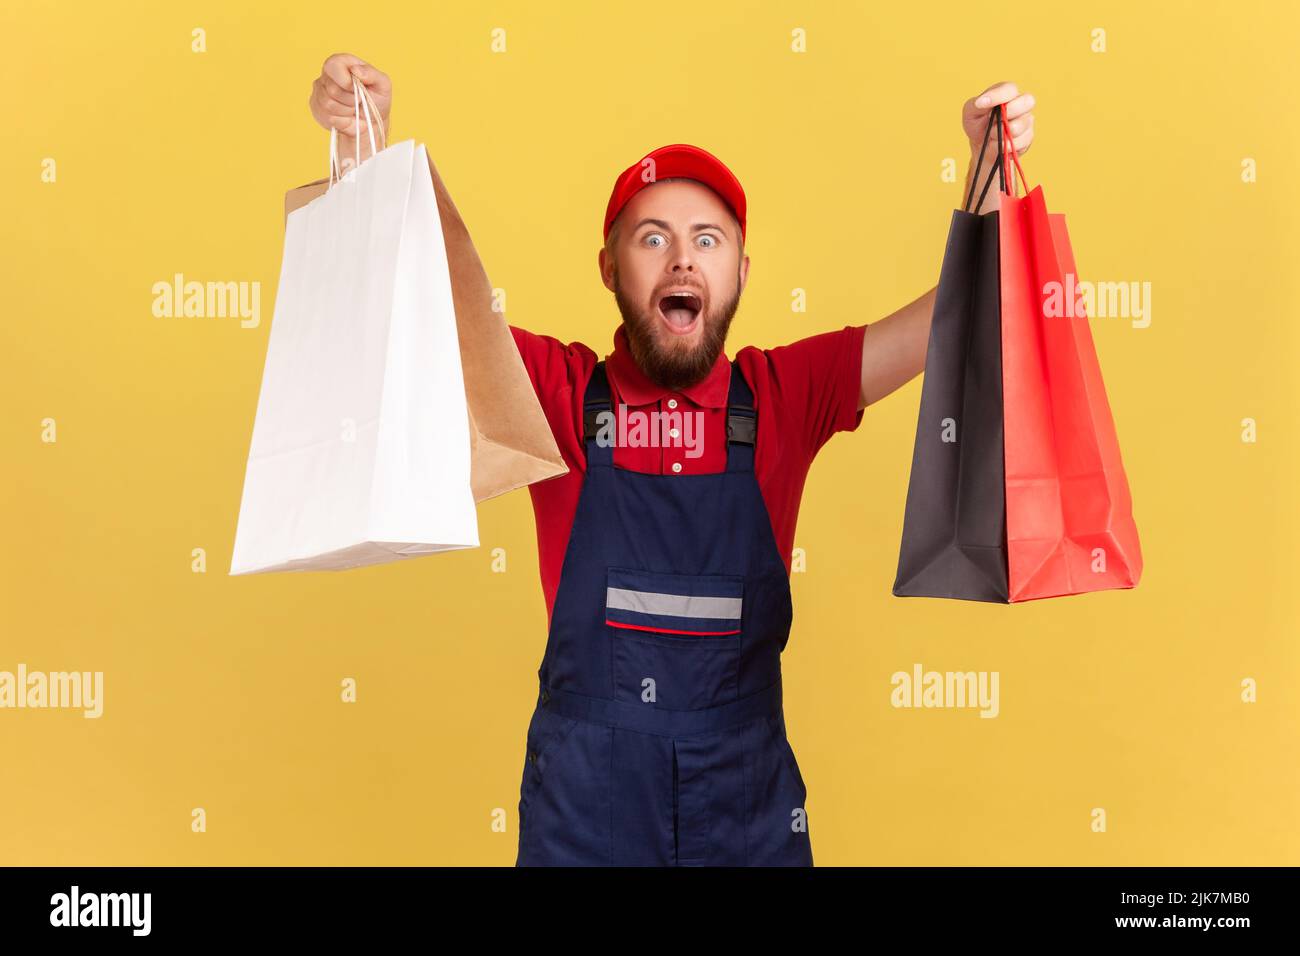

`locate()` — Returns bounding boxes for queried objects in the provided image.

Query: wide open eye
[644,233,666,248]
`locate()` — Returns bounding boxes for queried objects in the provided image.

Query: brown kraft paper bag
[284,148,567,502]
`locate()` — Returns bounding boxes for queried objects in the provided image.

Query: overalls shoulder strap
[724,359,756,472]
[580,359,757,470]
[582,362,615,468]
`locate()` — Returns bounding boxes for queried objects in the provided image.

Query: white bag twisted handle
[328,74,389,188]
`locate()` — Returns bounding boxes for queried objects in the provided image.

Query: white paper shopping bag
[231,81,478,574]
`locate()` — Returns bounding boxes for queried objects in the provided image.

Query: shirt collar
[605,324,732,408]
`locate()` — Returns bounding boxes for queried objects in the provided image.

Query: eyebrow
[632,218,726,235]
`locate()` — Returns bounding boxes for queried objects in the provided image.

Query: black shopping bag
[892,108,1010,601]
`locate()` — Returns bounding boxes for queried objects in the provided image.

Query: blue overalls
[515,358,813,866]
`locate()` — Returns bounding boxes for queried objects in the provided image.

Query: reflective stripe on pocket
[605,567,744,636]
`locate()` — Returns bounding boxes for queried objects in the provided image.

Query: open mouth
[656,290,703,335]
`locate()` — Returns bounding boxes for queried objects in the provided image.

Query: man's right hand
[309,53,392,166]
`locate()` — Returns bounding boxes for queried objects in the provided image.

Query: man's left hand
[963,81,1035,159]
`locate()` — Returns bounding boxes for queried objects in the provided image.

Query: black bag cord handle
[967,104,1003,213]
[972,105,1029,214]
[967,104,1034,213]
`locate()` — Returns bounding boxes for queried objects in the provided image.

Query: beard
[613,270,743,392]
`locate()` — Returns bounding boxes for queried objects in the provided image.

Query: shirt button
[672,462,683,473]
[669,427,680,439]
[667,398,678,409]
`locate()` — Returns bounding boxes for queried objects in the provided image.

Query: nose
[669,245,697,274]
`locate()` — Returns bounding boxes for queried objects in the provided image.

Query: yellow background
[2,0,1297,866]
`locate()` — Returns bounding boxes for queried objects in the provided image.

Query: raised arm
[858,81,1036,411]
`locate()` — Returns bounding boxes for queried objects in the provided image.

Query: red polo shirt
[509,322,869,626]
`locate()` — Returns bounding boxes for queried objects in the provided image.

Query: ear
[598,246,616,292]
[738,252,750,295]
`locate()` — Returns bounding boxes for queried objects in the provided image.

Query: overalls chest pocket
[605,566,744,710]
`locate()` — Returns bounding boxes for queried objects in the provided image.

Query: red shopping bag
[996,112,1143,601]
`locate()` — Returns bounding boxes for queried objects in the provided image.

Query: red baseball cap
[603,143,747,243]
